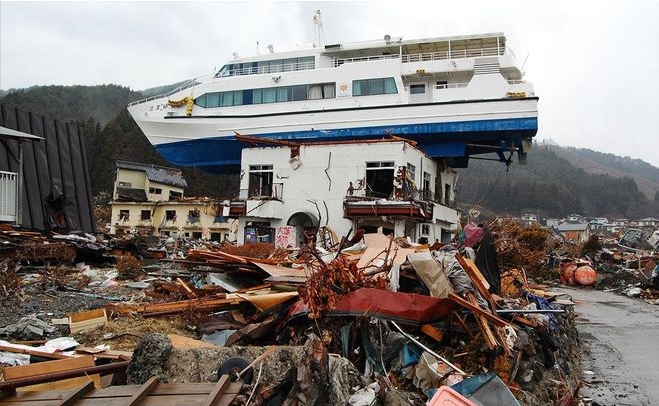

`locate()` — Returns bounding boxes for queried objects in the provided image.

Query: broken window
[169,190,182,200]
[140,210,151,221]
[210,232,221,242]
[165,210,177,221]
[119,209,129,221]
[421,223,430,235]
[188,209,200,223]
[365,162,394,198]
[192,232,203,239]
[406,163,416,182]
[245,221,275,243]
[149,187,162,194]
[422,172,432,200]
[248,165,274,198]
[118,181,132,188]
[444,183,452,206]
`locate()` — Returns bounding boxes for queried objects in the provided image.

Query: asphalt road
[557,287,659,406]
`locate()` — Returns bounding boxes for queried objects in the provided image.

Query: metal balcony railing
[0,171,17,222]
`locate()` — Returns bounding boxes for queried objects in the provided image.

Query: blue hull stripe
[155,117,538,170]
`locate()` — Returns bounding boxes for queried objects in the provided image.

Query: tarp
[407,251,453,298]
[331,288,454,324]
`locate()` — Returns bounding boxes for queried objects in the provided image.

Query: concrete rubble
[2,220,656,405]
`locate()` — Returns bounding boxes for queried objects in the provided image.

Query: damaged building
[227,135,460,246]
[110,161,237,241]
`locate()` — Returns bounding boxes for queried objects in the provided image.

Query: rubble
[0,223,598,405]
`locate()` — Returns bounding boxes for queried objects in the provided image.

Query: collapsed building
[110,160,237,241]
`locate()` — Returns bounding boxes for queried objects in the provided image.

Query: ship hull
[129,96,538,172]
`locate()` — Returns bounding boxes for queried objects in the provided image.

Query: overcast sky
[2,1,658,167]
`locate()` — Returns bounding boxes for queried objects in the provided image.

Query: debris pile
[0,224,584,405]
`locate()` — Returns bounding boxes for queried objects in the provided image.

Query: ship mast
[313,10,325,47]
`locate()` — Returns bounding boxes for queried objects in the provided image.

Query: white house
[226,138,459,246]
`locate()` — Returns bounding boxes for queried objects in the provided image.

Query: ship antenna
[313,10,325,47]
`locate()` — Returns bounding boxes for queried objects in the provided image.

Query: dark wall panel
[0,104,97,233]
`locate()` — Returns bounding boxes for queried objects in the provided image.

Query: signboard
[275,226,296,248]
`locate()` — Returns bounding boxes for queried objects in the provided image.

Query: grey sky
[2,1,658,167]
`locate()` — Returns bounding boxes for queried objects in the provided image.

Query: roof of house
[555,223,588,232]
[116,160,187,188]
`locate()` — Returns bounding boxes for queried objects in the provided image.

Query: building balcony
[343,197,434,221]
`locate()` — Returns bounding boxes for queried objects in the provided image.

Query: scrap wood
[106,293,245,317]
[447,292,509,328]
[456,253,499,314]
[0,344,72,360]
[465,292,499,350]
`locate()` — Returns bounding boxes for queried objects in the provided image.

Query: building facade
[227,139,459,246]
[110,161,236,241]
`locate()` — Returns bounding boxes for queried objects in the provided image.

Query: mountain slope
[547,144,659,200]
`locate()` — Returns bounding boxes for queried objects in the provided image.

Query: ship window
[207,92,220,107]
[195,94,207,108]
[292,85,307,101]
[277,87,290,102]
[221,92,234,107]
[262,88,277,103]
[436,81,448,89]
[353,78,397,96]
[410,84,425,94]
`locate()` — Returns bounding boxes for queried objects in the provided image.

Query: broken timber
[0,375,242,406]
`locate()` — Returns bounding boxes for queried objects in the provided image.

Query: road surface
[557,287,659,406]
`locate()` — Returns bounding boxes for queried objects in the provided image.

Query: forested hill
[1,84,141,126]
[1,84,658,218]
[547,144,659,201]
[456,144,659,219]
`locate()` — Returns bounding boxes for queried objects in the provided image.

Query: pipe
[0,360,130,390]
[390,321,466,375]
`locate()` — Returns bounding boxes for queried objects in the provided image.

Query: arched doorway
[286,212,320,247]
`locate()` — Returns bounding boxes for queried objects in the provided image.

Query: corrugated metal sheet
[0,104,97,233]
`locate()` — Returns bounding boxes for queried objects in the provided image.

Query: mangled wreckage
[0,220,585,406]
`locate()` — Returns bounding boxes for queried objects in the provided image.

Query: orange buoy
[574,265,597,286]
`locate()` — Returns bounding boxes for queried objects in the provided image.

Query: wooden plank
[455,253,497,311]
[58,381,94,406]
[448,292,509,327]
[69,309,107,334]
[124,376,159,406]
[3,356,101,392]
[0,345,72,360]
[203,375,230,406]
[68,309,106,324]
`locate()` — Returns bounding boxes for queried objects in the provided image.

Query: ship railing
[401,46,503,63]
[334,54,400,66]
[434,82,469,90]
[218,61,316,77]
[128,74,215,107]
[507,79,526,85]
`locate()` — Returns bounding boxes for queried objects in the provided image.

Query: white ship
[128,29,537,172]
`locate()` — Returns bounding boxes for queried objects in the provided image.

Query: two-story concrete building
[226,137,459,246]
[110,161,236,241]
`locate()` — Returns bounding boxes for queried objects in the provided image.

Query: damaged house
[110,161,237,241]
[227,135,459,246]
